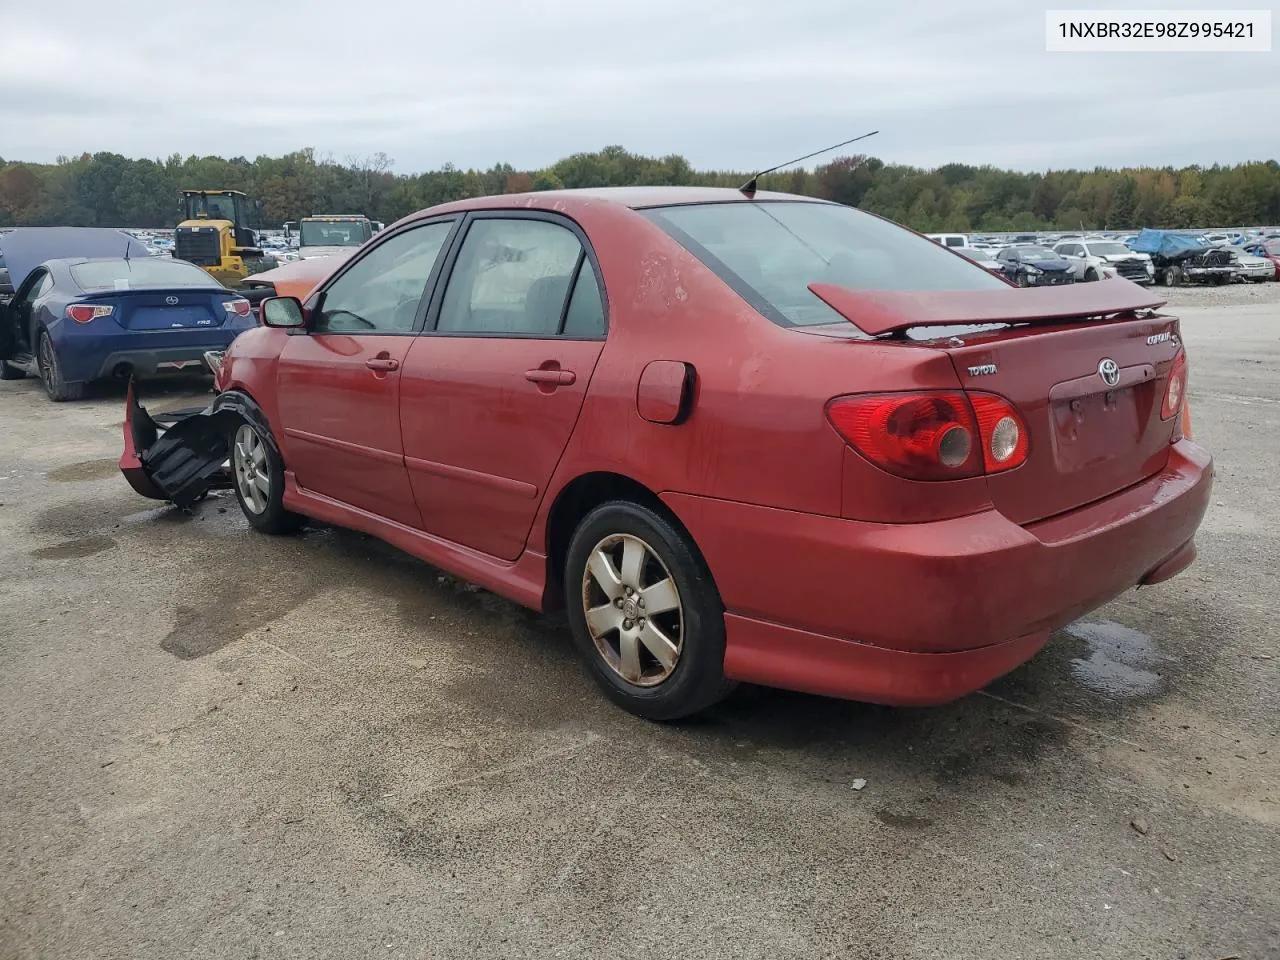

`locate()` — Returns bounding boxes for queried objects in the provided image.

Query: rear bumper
[58,328,245,383]
[94,346,222,379]
[665,440,1212,704]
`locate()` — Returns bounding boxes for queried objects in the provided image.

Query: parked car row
[939,231,1276,285]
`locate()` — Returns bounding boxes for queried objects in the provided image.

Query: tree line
[1,146,1277,232]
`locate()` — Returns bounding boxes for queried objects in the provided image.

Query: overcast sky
[2,0,1276,173]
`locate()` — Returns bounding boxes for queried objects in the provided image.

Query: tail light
[827,390,1029,482]
[968,394,1029,473]
[66,304,114,323]
[223,298,251,317]
[1161,350,1187,420]
[827,392,982,481]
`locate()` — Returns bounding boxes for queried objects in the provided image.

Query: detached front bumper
[665,440,1213,705]
[119,382,236,507]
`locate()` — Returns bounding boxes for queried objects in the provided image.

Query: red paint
[276,333,422,527]
[808,278,1166,337]
[398,336,604,560]
[198,186,1212,707]
[636,360,692,424]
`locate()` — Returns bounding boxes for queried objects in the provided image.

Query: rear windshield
[642,201,1005,328]
[71,258,221,291]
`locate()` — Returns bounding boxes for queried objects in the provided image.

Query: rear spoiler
[808,280,1167,338]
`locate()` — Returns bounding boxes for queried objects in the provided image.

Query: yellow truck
[174,190,268,287]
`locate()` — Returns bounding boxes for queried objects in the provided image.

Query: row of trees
[1,147,1277,232]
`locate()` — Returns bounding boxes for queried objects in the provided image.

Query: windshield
[187,194,238,222]
[959,247,995,261]
[300,221,370,247]
[1015,246,1060,261]
[71,258,221,290]
[1086,242,1131,257]
[642,201,1005,328]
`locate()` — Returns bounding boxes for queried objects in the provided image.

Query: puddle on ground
[46,459,120,483]
[1065,620,1166,698]
[30,536,117,560]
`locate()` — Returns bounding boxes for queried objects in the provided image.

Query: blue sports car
[0,228,255,401]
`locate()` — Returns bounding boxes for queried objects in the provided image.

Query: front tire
[37,330,85,401]
[565,501,733,721]
[229,416,303,535]
[1163,267,1182,287]
[1084,268,1099,282]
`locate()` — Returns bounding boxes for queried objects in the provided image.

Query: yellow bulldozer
[174,190,269,287]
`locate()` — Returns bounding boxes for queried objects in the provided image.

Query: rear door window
[643,202,1004,328]
[435,218,586,336]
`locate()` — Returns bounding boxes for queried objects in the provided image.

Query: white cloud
[2,0,1276,171]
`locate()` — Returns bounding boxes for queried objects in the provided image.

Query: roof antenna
[739,129,880,198]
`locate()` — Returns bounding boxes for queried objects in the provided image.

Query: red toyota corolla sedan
[121,187,1212,720]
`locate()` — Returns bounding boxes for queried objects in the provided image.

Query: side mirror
[261,296,306,329]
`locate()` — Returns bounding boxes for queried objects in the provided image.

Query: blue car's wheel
[37,330,85,402]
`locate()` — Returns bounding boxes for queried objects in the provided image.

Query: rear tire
[37,330,85,401]
[564,500,734,721]
[1163,267,1182,288]
[228,413,304,535]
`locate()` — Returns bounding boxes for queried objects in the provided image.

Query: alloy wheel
[232,424,270,514]
[38,335,57,394]
[581,533,684,687]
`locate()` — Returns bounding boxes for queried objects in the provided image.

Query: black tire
[1084,268,1099,282]
[564,500,734,721]
[0,359,24,380]
[225,403,304,535]
[37,330,85,401]
[1163,267,1181,288]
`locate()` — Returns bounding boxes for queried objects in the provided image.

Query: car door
[277,219,457,527]
[1058,243,1083,278]
[399,213,608,560]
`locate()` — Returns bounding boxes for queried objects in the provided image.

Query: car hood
[241,250,353,300]
[0,227,151,290]
[1022,258,1071,271]
[1102,253,1150,262]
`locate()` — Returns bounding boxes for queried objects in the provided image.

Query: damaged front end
[120,381,240,508]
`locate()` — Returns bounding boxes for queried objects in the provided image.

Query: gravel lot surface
[1,283,1277,959]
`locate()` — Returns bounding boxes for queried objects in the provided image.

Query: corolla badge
[1098,358,1120,386]
[165,295,180,305]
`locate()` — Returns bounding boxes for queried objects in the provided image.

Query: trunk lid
[82,289,230,330]
[940,316,1180,524]
[808,281,1182,525]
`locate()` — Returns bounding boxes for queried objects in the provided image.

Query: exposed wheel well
[543,472,701,610]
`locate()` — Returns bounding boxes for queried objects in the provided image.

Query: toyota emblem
[1098,358,1120,386]
[165,295,180,305]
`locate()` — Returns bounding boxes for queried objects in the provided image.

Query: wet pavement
[1,286,1277,959]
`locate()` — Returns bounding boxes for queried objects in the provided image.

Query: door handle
[366,357,399,372]
[525,369,576,386]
